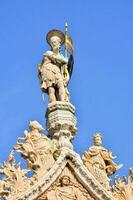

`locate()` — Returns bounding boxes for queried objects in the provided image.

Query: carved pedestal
[46,102,77,148]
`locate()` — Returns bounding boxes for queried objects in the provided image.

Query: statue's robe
[47,186,81,200]
[83,145,118,190]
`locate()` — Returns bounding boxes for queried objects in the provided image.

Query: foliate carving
[1,25,129,200]
[82,133,123,190]
[0,147,116,200]
[0,123,121,200]
[0,151,32,200]
[0,120,59,200]
[112,168,133,200]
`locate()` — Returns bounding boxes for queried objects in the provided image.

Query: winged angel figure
[38,23,74,102]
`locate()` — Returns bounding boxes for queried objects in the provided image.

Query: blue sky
[0,0,133,178]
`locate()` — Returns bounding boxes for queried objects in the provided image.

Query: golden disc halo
[46,29,65,46]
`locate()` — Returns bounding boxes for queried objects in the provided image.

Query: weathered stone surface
[82,133,123,191]
[38,29,73,103]
[46,101,77,149]
[112,168,133,200]
[0,144,118,200]
[0,26,132,200]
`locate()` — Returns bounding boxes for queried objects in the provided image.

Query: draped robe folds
[83,145,119,190]
[47,186,81,200]
[87,145,118,175]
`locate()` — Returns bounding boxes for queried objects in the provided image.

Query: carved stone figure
[1,24,131,200]
[46,176,84,200]
[38,29,73,102]
[82,133,123,190]
[14,121,56,177]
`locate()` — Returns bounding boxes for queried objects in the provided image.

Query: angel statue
[38,23,74,103]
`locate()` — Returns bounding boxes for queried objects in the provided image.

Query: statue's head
[46,29,65,51]
[60,175,70,186]
[29,121,44,132]
[50,36,61,49]
[93,132,102,146]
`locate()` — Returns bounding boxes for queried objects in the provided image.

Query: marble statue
[14,121,56,177]
[1,24,133,200]
[38,28,73,102]
[82,133,123,190]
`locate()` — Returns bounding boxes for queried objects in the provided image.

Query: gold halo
[46,29,65,46]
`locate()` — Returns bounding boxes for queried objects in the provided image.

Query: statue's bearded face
[50,36,61,51]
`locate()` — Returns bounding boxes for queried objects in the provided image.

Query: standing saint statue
[38,24,74,102]
[82,133,123,190]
